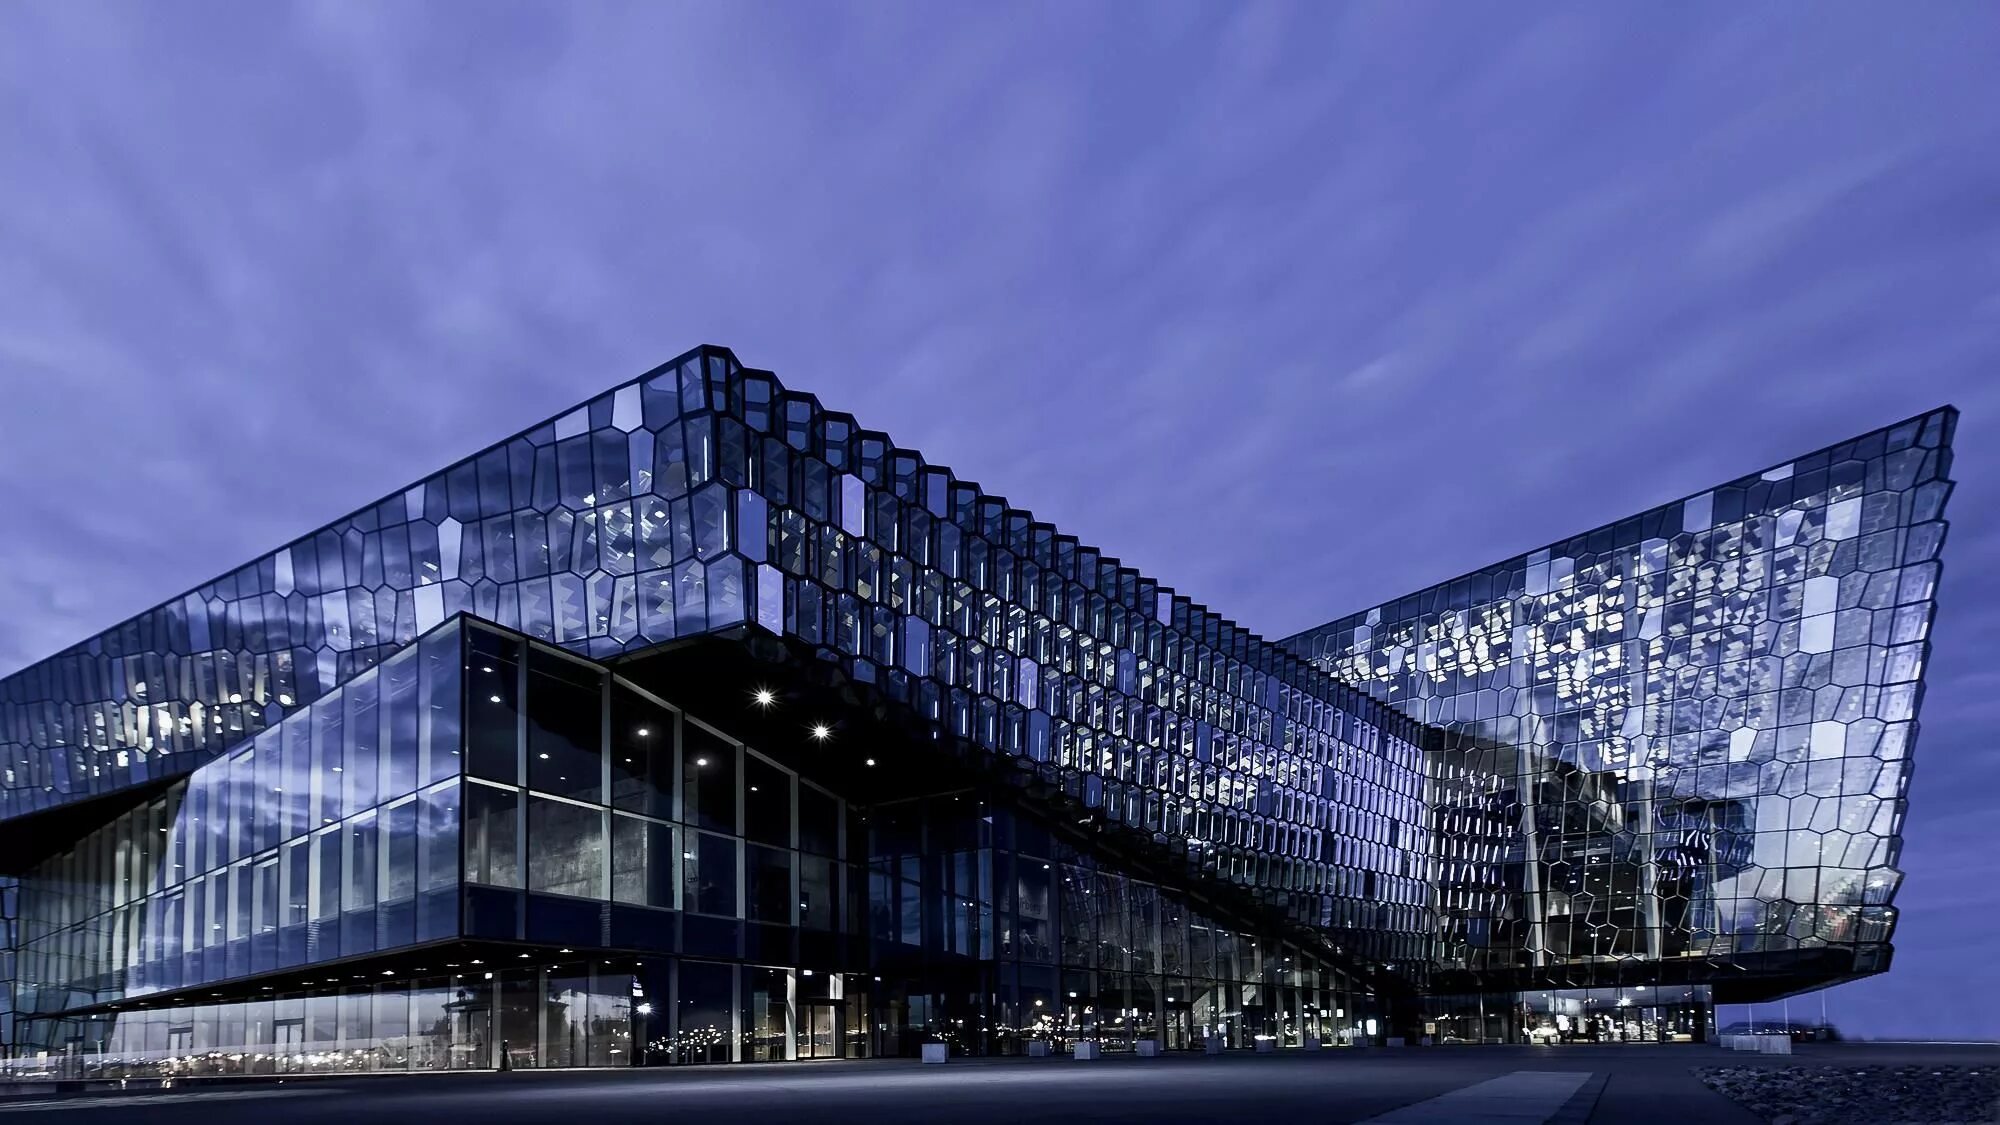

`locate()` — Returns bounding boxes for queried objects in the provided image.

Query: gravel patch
[1697,1063,1998,1124]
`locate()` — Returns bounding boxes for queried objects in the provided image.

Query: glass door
[275,1019,306,1072]
[802,1005,840,1059]
[449,1001,492,1069]
[1164,1004,1194,1051]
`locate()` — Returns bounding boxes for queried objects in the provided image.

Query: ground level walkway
[1,1042,1991,1124]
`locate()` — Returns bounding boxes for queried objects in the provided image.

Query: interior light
[753,689,776,707]
[810,724,831,741]
[865,758,876,767]
[695,757,708,767]
[490,695,503,704]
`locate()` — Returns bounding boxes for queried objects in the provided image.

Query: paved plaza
[3,1043,1991,1124]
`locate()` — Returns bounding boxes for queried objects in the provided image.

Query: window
[610,684,674,818]
[684,832,738,917]
[611,814,674,908]
[419,627,462,786]
[417,781,460,894]
[381,798,418,903]
[746,844,792,924]
[382,648,421,800]
[798,784,840,858]
[675,961,733,1064]
[344,673,381,816]
[744,754,791,848]
[526,649,603,803]
[464,783,521,889]
[466,629,521,784]
[528,797,604,899]
[283,838,310,928]
[344,812,378,911]
[800,854,837,931]
[681,724,739,834]
[311,828,341,923]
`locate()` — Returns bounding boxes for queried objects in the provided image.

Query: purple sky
[2,3,1994,1039]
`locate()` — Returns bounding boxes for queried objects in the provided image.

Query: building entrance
[802,1004,841,1059]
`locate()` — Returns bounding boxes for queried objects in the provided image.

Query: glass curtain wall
[868,798,1378,1056]
[455,624,855,968]
[6,622,466,1056]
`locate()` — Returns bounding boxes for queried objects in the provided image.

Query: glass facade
[9,622,464,1020]
[1286,407,1955,1008]
[0,344,1955,1070]
[864,795,1376,1056]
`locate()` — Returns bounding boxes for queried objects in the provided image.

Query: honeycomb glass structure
[0,345,1954,1071]
[1,346,1430,1071]
[1285,408,1955,1005]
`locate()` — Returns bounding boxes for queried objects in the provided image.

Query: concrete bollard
[1386,1037,1407,1047]
[1136,1040,1162,1057]
[1072,1041,1101,1061]
[1756,1035,1792,1055]
[1254,1039,1276,1054]
[1302,1037,1323,1052]
[1204,1035,1225,1055]
[1026,1040,1051,1057]
[921,1043,949,1064]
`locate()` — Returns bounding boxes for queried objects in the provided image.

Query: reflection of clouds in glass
[1295,409,1953,986]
